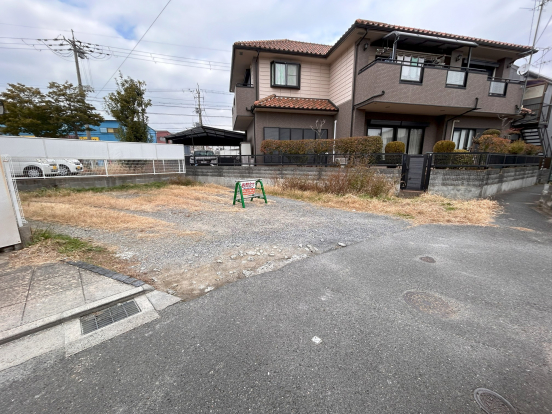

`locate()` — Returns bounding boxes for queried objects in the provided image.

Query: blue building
[1,119,157,142]
[78,120,157,142]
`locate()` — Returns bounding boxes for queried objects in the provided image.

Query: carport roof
[165,126,246,146]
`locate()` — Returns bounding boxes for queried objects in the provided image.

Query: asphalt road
[1,186,552,413]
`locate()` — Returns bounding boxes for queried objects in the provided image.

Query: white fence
[0,136,185,178]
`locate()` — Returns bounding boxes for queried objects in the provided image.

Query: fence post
[104,160,109,176]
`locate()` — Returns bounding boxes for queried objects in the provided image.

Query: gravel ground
[29,194,409,300]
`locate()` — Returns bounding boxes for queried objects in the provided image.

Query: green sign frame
[233,179,268,208]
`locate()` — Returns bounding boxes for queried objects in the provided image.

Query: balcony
[355,60,524,116]
[232,83,256,131]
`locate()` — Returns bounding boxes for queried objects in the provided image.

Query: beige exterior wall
[258,56,330,100]
[329,45,354,105]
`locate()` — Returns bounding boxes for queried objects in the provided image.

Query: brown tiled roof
[253,95,338,111]
[233,39,331,56]
[355,19,532,51]
[233,20,532,57]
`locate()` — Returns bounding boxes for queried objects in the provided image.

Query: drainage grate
[474,388,517,414]
[81,300,141,335]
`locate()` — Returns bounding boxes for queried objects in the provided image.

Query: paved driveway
[1,186,551,413]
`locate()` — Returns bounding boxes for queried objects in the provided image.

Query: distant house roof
[165,125,245,146]
[234,39,331,56]
[253,95,338,112]
[233,19,533,57]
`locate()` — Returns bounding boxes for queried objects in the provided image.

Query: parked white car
[11,158,58,178]
[54,158,84,176]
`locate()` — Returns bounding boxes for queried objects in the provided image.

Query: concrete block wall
[15,173,184,192]
[185,165,401,188]
[428,167,540,199]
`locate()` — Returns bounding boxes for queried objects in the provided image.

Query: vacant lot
[13,180,500,300]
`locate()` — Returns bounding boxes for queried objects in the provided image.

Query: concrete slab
[27,273,81,300]
[0,284,28,308]
[80,269,108,286]
[83,278,134,303]
[0,269,32,289]
[22,287,85,324]
[145,290,181,311]
[33,263,79,281]
[0,303,24,332]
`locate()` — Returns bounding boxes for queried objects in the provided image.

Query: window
[367,126,425,154]
[100,127,107,133]
[489,81,507,96]
[264,127,328,141]
[271,61,300,88]
[452,128,476,150]
[398,56,424,83]
[106,128,119,133]
[446,70,467,87]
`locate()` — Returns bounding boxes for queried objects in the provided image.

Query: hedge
[476,135,511,153]
[385,141,405,153]
[433,140,456,153]
[260,136,383,155]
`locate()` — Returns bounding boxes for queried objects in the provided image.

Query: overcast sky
[1,0,551,133]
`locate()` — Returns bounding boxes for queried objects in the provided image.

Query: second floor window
[271,61,300,88]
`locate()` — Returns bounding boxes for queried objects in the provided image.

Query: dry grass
[20,183,233,236]
[267,187,500,226]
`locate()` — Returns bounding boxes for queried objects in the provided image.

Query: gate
[401,154,432,191]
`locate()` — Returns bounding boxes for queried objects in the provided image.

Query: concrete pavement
[0,185,551,413]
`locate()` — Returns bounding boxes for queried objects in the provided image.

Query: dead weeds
[266,187,500,226]
[20,183,233,236]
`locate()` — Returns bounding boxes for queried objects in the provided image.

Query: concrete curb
[0,286,146,346]
[64,260,152,290]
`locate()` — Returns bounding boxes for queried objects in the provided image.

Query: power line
[95,0,173,97]
[0,22,229,51]
[535,13,552,44]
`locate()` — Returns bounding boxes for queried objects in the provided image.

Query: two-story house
[230,19,534,156]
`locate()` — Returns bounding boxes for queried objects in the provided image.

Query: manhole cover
[474,388,516,414]
[420,256,436,263]
[81,300,141,335]
[403,291,456,317]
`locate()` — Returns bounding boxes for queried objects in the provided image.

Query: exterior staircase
[520,127,552,158]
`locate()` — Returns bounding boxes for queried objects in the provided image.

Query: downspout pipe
[441,98,480,141]
[350,29,369,137]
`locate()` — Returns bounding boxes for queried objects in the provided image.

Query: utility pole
[69,29,91,139]
[520,0,549,112]
[194,84,204,127]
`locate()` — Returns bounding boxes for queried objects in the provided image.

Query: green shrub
[385,141,405,153]
[477,135,510,153]
[524,143,542,155]
[482,129,501,136]
[452,149,475,166]
[508,140,526,154]
[433,140,456,153]
[260,136,382,155]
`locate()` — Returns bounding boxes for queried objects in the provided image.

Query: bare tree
[310,119,326,140]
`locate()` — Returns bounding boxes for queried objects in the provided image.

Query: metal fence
[8,157,185,178]
[0,136,186,179]
[432,152,543,168]
[0,155,26,226]
[187,153,406,167]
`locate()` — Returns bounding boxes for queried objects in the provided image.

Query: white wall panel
[0,136,183,160]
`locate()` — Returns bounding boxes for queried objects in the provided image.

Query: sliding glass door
[368,126,425,154]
